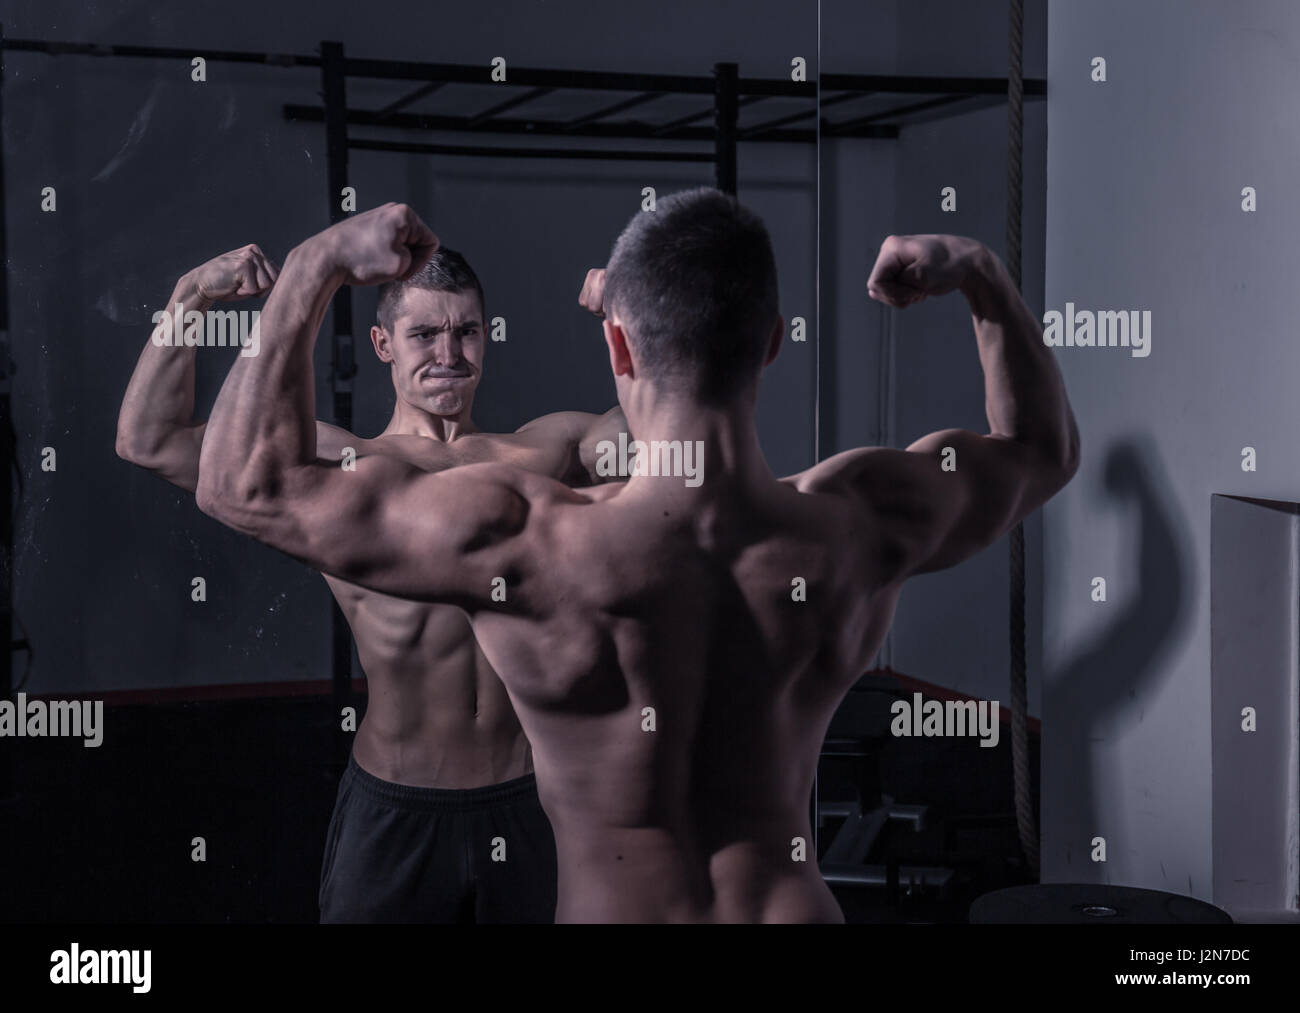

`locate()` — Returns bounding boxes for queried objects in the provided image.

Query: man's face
[373,287,484,417]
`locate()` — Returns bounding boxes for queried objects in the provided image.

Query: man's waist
[345,750,537,802]
[351,720,532,789]
[555,846,836,924]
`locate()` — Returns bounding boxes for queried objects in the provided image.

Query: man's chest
[362,432,585,483]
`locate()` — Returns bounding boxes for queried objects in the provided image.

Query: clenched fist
[307,202,440,287]
[866,234,983,309]
[185,244,280,302]
[578,268,606,318]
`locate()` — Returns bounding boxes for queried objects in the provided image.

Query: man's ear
[763,315,785,366]
[604,319,634,378]
[370,324,394,363]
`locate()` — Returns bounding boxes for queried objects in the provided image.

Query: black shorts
[318,755,558,924]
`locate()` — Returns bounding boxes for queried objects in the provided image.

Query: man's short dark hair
[603,187,779,403]
[376,248,485,333]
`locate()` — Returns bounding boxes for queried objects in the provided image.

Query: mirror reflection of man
[118,241,625,923]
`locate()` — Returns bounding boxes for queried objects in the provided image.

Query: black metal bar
[377,80,446,118]
[2,36,317,67]
[321,41,355,739]
[825,94,974,134]
[0,22,12,804]
[822,72,1046,97]
[714,62,738,195]
[821,90,875,108]
[740,106,815,137]
[651,94,764,137]
[350,138,713,162]
[339,57,809,98]
[657,105,712,132]
[737,77,814,99]
[563,91,664,130]
[322,43,354,372]
[343,58,709,92]
[467,86,553,126]
[742,89,866,138]
[284,103,824,143]
[876,94,1009,130]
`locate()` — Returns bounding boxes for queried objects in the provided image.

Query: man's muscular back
[459,461,906,922]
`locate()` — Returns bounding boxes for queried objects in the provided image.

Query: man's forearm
[960,243,1079,470]
[115,275,211,487]
[197,241,340,518]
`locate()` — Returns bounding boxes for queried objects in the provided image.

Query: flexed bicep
[799,429,1058,581]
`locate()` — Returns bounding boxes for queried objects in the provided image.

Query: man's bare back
[196,195,1079,922]
[464,464,900,921]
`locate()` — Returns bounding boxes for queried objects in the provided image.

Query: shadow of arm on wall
[1054,435,1196,726]
[1050,436,1197,868]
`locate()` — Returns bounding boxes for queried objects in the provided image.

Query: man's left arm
[577,406,629,483]
[515,406,628,485]
[195,204,547,610]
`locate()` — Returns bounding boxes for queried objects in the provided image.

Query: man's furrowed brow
[405,319,482,333]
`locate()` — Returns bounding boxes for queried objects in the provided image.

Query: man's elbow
[1062,442,1081,483]
[115,424,157,469]
[1055,427,1082,486]
[194,469,228,523]
[195,468,257,531]
[115,434,140,466]
[1037,432,1080,499]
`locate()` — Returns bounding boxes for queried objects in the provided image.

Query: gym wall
[1041,0,1298,910]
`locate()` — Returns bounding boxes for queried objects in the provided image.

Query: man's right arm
[801,234,1080,578]
[117,245,355,493]
[115,270,218,492]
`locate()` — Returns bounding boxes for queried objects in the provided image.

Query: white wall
[1043,0,1300,905]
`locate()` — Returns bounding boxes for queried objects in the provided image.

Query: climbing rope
[1006,0,1040,881]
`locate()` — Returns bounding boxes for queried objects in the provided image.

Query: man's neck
[622,396,773,498]
[382,399,478,442]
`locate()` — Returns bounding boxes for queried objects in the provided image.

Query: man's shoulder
[314,420,387,463]
[782,446,893,497]
[514,410,602,439]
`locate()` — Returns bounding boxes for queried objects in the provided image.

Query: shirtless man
[195,190,1079,922]
[116,241,624,923]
